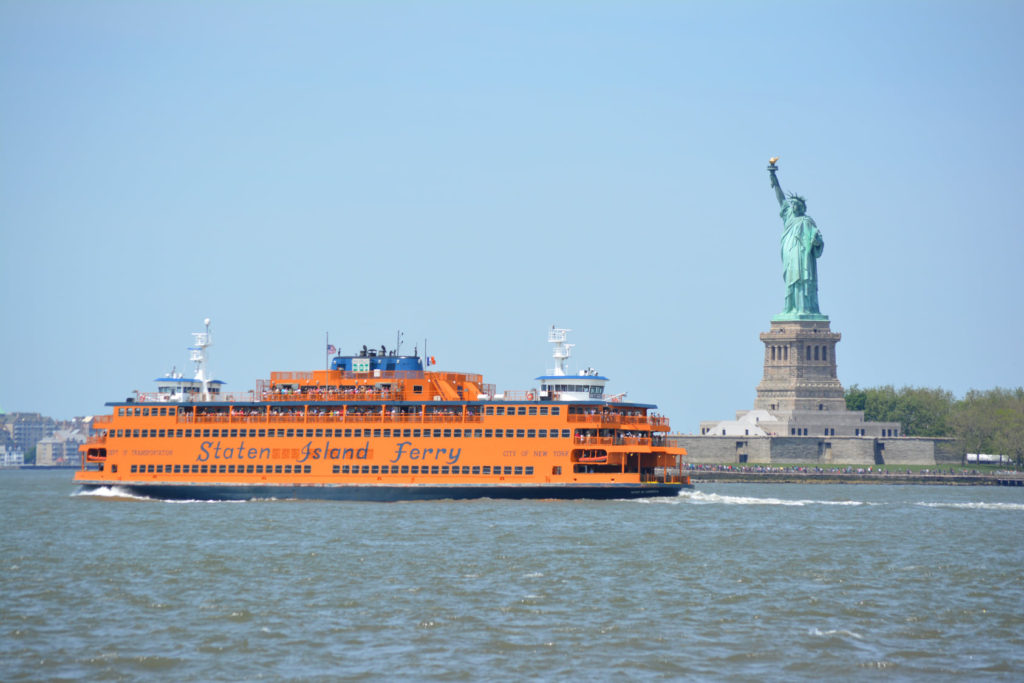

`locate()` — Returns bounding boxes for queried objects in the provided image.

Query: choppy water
[2,471,1023,681]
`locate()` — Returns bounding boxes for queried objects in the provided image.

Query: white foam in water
[916,501,1024,512]
[72,486,246,504]
[809,626,864,640]
[72,486,152,501]
[639,490,868,507]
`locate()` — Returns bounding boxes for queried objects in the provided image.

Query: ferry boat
[75,321,691,501]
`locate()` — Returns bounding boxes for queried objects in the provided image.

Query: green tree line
[845,385,1024,464]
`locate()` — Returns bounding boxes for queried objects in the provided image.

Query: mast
[548,326,574,376]
[190,318,213,401]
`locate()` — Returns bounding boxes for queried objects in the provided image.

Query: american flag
[327,344,337,355]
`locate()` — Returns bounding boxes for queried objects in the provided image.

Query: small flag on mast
[327,344,337,355]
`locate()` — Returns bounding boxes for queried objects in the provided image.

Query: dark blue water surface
[2,470,1022,681]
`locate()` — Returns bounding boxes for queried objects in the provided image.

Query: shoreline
[688,469,1024,486]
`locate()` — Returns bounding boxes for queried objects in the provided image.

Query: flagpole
[325,332,329,371]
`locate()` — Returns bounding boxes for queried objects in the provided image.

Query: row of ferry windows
[129,463,535,476]
[113,427,574,439]
[116,405,562,417]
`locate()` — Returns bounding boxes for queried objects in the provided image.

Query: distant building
[0,446,24,467]
[3,412,57,453]
[35,429,85,467]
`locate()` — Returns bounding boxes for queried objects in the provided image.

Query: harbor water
[2,470,1023,681]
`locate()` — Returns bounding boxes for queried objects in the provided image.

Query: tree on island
[845,385,1024,466]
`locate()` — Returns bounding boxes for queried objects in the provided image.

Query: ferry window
[344,429,352,437]
[413,429,421,437]
[472,466,480,474]
[325,429,333,437]
[371,465,379,474]
[134,407,141,416]
[486,407,495,415]
[173,464,181,473]
[176,430,183,438]
[528,407,537,415]
[159,407,167,416]
[403,429,411,437]
[255,465,263,473]
[118,408,125,416]
[353,429,362,437]
[474,429,482,437]
[140,429,148,438]
[431,465,439,474]
[514,466,523,475]
[410,465,419,474]
[202,429,210,437]
[527,430,536,438]
[494,429,503,438]
[551,407,560,416]
[539,407,548,415]
[516,429,525,438]
[227,465,234,473]
[110,464,117,473]
[143,408,150,416]
[453,429,461,437]
[517,407,526,415]
[561,429,570,438]
[383,429,391,438]
[504,466,513,475]
[332,465,340,474]
[156,465,163,473]
[148,464,155,473]
[443,429,452,437]
[482,465,491,474]
[200,465,208,473]
[246,465,254,473]
[159,430,166,438]
[525,466,534,475]
[284,465,292,474]
[485,429,493,438]
[133,429,140,438]
[315,429,323,437]
[460,466,469,474]
[429,429,438,437]
[401,465,409,474]
[258,429,266,437]
[413,385,423,393]
[341,465,349,474]
[539,429,547,438]
[131,465,137,473]
[359,465,367,474]
[286,429,294,437]
[373,429,381,438]
[184,429,191,438]
[495,407,504,416]
[441,466,450,474]
[229,429,237,437]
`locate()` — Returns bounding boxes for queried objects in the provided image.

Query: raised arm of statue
[768,157,785,207]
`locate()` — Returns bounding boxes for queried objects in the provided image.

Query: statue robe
[779,199,824,315]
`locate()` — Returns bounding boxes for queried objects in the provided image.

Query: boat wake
[915,501,1024,512]
[72,486,152,501]
[72,486,249,504]
[639,490,869,506]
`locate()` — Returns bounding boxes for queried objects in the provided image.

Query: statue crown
[787,192,807,206]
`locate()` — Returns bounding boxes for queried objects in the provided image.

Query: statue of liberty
[767,158,827,320]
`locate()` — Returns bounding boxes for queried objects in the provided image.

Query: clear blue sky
[2,1,1022,432]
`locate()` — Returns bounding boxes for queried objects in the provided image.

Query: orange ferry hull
[77,481,688,502]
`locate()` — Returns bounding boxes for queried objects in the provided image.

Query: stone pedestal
[755,319,845,414]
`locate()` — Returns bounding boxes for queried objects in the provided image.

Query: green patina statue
[767,158,827,321]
